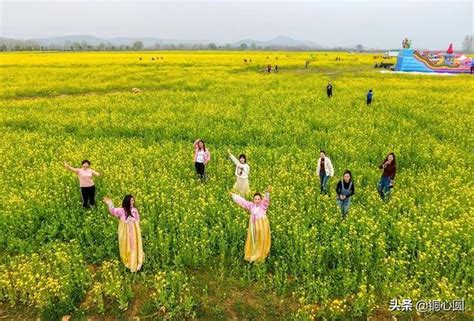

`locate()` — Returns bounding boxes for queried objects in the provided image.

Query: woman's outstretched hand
[266,186,273,193]
[103,197,112,204]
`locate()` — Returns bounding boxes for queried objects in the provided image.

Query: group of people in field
[64,136,397,271]
[326,82,374,105]
[315,151,397,218]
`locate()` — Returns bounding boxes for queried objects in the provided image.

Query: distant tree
[208,43,217,49]
[356,44,364,52]
[462,35,473,53]
[132,41,144,51]
[251,42,257,50]
[154,42,161,50]
[71,42,82,51]
[225,43,232,49]
[240,43,248,50]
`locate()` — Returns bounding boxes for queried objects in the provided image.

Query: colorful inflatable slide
[395,43,473,74]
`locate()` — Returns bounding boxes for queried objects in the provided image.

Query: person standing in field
[377,152,397,201]
[267,64,272,73]
[336,170,355,219]
[230,186,272,263]
[326,82,333,98]
[103,195,144,272]
[193,139,211,182]
[366,89,374,105]
[274,65,279,73]
[228,150,250,196]
[64,160,100,209]
[316,150,334,195]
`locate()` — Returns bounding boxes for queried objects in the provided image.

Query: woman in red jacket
[378,152,397,201]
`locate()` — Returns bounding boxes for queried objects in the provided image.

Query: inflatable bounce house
[395,38,473,74]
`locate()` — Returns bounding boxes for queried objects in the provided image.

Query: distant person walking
[64,160,100,209]
[267,64,272,73]
[274,65,279,73]
[336,170,355,219]
[193,139,211,182]
[366,89,374,105]
[377,152,397,201]
[326,82,333,98]
[316,150,334,195]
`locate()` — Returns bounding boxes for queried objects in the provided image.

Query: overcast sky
[1,0,472,49]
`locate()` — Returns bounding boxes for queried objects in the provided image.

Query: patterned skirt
[118,220,144,272]
[244,216,271,262]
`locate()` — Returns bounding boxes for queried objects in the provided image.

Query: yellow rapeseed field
[0,51,472,319]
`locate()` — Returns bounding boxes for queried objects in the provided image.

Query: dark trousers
[327,91,332,98]
[195,162,206,180]
[367,98,372,105]
[80,186,96,208]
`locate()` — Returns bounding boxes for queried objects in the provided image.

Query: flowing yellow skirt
[118,220,144,272]
[244,216,271,262]
[233,177,250,196]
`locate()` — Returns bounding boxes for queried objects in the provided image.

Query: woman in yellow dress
[230,186,272,262]
[103,195,144,272]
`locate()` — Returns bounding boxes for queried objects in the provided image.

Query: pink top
[193,140,211,164]
[75,168,99,187]
[107,203,140,223]
[106,202,140,253]
[231,192,270,220]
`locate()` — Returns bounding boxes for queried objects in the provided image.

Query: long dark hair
[122,194,134,219]
[197,140,206,152]
[343,170,352,182]
[384,152,396,166]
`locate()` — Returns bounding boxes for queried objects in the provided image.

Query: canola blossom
[0,51,472,318]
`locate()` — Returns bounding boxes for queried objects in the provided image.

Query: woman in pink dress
[103,195,144,272]
[230,186,272,262]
